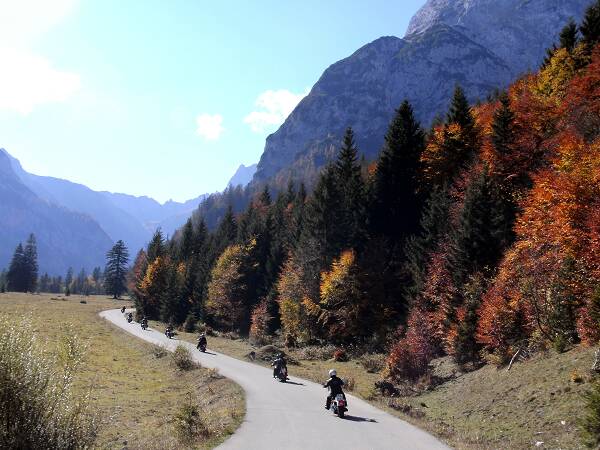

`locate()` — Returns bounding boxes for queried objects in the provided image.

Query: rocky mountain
[253,0,589,184]
[227,163,257,188]
[0,151,113,275]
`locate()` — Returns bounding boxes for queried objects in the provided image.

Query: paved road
[101,309,450,450]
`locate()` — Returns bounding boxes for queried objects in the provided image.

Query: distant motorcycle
[120,306,126,314]
[330,394,347,418]
[165,328,174,339]
[197,341,206,352]
[275,366,288,383]
[126,313,133,323]
[141,321,148,331]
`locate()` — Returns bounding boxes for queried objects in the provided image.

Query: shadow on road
[199,351,217,356]
[343,415,377,423]
[283,380,305,386]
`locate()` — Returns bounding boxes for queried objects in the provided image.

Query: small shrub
[173,392,209,445]
[581,378,600,448]
[387,399,425,419]
[151,344,168,359]
[285,333,297,348]
[172,345,199,371]
[343,376,355,391]
[359,354,385,373]
[374,380,399,397]
[183,314,197,333]
[206,368,222,379]
[572,370,584,384]
[79,300,87,304]
[333,348,349,362]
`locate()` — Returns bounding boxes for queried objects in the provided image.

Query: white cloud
[244,88,308,133]
[0,49,81,114]
[196,113,225,140]
[0,0,80,114]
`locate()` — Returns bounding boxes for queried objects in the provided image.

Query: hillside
[0,151,112,274]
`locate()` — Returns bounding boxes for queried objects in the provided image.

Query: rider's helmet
[329,369,337,377]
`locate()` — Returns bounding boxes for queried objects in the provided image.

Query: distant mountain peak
[228,163,257,188]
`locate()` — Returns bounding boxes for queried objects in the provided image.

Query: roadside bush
[183,314,197,333]
[151,344,168,359]
[173,391,209,446]
[359,354,386,373]
[171,345,199,371]
[581,378,600,448]
[333,348,349,362]
[343,376,355,391]
[0,316,97,449]
[295,345,336,361]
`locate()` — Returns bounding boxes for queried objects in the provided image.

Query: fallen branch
[507,347,522,372]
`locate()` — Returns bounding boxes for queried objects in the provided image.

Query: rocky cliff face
[254,0,589,185]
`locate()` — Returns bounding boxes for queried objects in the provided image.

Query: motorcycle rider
[127,312,133,322]
[165,325,173,338]
[271,353,287,379]
[324,369,346,410]
[141,316,148,329]
[121,306,126,314]
[197,332,207,350]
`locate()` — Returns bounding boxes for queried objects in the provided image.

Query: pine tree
[453,274,486,366]
[179,219,195,262]
[7,243,26,292]
[560,18,579,52]
[450,166,510,286]
[65,267,73,289]
[580,0,600,47]
[334,127,367,250]
[404,186,452,299]
[105,240,130,299]
[23,234,38,292]
[371,100,425,241]
[146,229,165,263]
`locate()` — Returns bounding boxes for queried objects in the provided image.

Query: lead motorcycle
[330,393,347,418]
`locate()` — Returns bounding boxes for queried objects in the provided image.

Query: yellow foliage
[536,45,588,101]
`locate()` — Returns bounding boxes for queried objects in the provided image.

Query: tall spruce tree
[146,229,165,263]
[105,240,130,299]
[7,243,27,292]
[23,234,38,292]
[449,166,511,286]
[581,0,600,47]
[404,185,452,299]
[560,18,579,52]
[334,127,367,251]
[371,100,425,242]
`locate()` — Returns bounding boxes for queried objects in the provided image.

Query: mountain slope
[253,0,588,185]
[3,149,207,252]
[0,151,113,275]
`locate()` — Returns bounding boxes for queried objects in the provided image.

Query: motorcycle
[120,306,126,314]
[165,328,174,339]
[141,322,148,331]
[331,393,347,418]
[275,366,288,382]
[197,342,206,352]
[127,313,133,323]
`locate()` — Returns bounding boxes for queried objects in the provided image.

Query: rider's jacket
[324,376,345,396]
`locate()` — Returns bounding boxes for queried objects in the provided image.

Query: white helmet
[329,369,337,377]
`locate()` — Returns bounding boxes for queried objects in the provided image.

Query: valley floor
[0,293,244,449]
[161,322,594,449]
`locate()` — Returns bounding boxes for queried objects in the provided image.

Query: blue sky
[0,0,425,202]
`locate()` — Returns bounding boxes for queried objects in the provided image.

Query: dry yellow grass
[0,292,244,449]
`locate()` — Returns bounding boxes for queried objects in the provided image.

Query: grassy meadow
[0,293,244,449]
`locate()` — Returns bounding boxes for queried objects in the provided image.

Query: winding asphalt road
[100,309,450,450]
